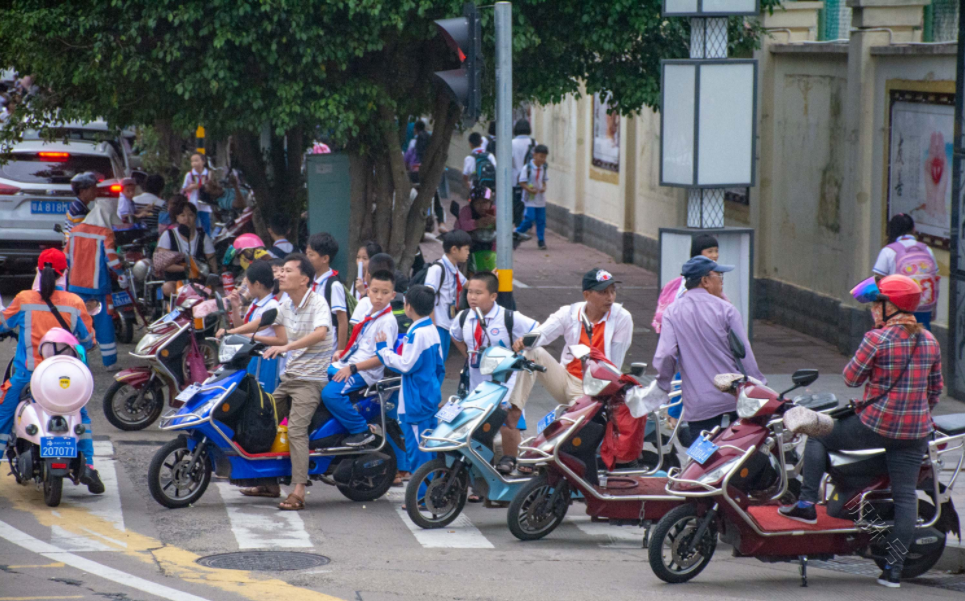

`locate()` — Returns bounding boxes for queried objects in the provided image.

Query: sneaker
[538,242,547,250]
[344,431,376,447]
[778,501,816,524]
[877,564,901,588]
[514,231,531,242]
[80,464,105,494]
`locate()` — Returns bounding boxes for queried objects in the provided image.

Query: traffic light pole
[494,1,515,309]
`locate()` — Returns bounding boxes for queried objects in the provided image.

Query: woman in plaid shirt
[780,275,942,588]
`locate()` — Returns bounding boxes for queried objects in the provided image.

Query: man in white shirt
[462,132,496,190]
[510,268,633,408]
[425,230,470,360]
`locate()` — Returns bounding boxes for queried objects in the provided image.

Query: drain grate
[196,551,330,572]
[812,557,965,592]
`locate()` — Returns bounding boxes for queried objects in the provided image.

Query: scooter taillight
[50,462,67,469]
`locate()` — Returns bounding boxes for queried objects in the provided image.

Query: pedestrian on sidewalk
[652,256,764,442]
[509,268,633,410]
[425,231,470,360]
[514,144,549,250]
[511,119,536,227]
[462,132,496,191]
[873,213,939,331]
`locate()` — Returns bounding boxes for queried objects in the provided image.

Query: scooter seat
[792,392,838,412]
[934,413,965,436]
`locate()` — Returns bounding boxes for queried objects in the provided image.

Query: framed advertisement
[886,88,955,250]
[591,92,620,174]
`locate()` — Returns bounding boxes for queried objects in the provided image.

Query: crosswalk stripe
[54,440,125,551]
[394,506,494,549]
[565,515,647,548]
[214,483,313,549]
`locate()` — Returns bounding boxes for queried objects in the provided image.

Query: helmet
[38,248,68,276]
[232,233,265,251]
[132,258,151,283]
[70,172,98,195]
[878,275,922,312]
[38,327,85,362]
[30,355,94,414]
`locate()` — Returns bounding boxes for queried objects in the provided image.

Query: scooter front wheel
[148,437,211,509]
[507,471,570,541]
[43,472,63,507]
[103,380,164,431]
[405,457,468,529]
[648,504,718,584]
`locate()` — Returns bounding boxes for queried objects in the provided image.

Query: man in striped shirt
[64,172,98,239]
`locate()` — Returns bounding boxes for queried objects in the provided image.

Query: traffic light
[434,3,482,125]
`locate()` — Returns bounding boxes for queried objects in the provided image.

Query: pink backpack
[652,276,683,334]
[888,241,939,313]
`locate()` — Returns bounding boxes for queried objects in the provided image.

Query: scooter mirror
[569,344,591,361]
[214,292,226,314]
[85,300,102,316]
[521,332,540,349]
[630,362,647,377]
[259,308,278,329]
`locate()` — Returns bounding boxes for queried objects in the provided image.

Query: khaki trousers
[273,374,326,485]
[508,348,584,410]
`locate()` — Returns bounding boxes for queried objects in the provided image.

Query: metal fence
[815,0,958,42]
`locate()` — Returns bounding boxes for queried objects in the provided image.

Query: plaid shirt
[844,325,942,440]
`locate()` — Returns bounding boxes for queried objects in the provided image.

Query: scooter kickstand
[799,555,808,587]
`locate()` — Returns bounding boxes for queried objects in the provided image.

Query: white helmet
[29,355,93,414]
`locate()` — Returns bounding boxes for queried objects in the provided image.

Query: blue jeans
[437,326,451,361]
[197,211,212,236]
[322,365,369,434]
[78,292,116,367]
[0,371,94,462]
[515,207,546,242]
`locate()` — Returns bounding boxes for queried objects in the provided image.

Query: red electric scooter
[647,332,965,586]
[509,340,687,541]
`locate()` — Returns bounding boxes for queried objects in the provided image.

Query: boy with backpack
[450,272,539,475]
[417,230,470,360]
[873,213,940,330]
[514,144,550,250]
[375,284,446,475]
[306,232,350,351]
[463,132,496,191]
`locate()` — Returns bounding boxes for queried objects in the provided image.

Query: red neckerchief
[343,305,391,354]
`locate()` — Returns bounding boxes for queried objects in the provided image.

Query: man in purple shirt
[653,256,764,442]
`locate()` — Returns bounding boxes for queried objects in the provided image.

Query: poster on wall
[592,93,620,173]
[887,90,955,249]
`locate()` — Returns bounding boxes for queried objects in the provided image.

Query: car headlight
[696,457,741,485]
[583,370,611,396]
[479,346,514,375]
[219,343,243,363]
[736,388,768,419]
[135,331,167,354]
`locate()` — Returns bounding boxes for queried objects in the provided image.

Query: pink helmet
[39,327,81,360]
[233,233,265,251]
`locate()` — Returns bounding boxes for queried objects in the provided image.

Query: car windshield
[0,153,114,184]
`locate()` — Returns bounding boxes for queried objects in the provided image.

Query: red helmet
[877,275,921,312]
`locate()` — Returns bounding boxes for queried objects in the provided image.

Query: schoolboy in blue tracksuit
[375,284,445,473]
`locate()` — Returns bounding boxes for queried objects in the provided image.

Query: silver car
[0,139,126,274]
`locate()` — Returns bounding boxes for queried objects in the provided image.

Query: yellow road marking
[5,562,65,568]
[0,477,345,601]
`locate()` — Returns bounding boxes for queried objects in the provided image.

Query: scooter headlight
[583,370,611,397]
[480,346,514,375]
[696,457,741,485]
[219,342,243,363]
[135,331,167,354]
[736,388,769,419]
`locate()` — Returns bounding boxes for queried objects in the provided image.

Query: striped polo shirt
[278,289,334,381]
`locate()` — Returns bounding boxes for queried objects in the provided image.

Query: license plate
[176,383,203,402]
[112,291,133,307]
[536,409,557,434]
[436,400,463,423]
[686,436,719,465]
[161,310,180,323]
[30,200,69,215]
[40,436,77,458]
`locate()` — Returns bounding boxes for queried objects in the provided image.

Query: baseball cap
[582,268,620,292]
[38,248,68,276]
[681,256,734,280]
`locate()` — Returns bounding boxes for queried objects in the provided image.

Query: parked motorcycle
[148,308,403,508]
[647,332,964,586]
[102,284,220,431]
[120,230,166,324]
[212,206,254,265]
[507,342,687,541]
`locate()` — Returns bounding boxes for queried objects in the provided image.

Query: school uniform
[515,160,549,244]
[449,304,538,394]
[312,268,347,345]
[376,316,445,473]
[425,255,467,360]
[243,294,281,393]
[323,304,398,435]
[180,168,212,234]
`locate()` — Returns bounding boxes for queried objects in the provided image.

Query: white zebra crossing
[215,482,314,549]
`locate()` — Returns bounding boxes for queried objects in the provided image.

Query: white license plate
[40,436,77,458]
[436,401,463,423]
[176,383,203,402]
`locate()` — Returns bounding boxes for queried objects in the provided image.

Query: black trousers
[685,411,738,446]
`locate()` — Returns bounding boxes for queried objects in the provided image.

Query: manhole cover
[196,551,330,571]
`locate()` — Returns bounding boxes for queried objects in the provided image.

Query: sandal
[392,472,404,487]
[278,493,305,511]
[240,485,281,498]
[468,493,483,503]
[496,455,516,475]
[517,464,535,476]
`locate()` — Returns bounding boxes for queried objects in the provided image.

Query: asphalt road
[1,288,964,601]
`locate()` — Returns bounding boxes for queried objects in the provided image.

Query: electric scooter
[507,341,688,541]
[148,308,404,508]
[647,332,965,586]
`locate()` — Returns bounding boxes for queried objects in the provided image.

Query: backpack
[409,260,445,299]
[457,307,515,349]
[232,375,278,454]
[323,275,357,325]
[888,241,940,312]
[522,138,536,169]
[391,292,413,333]
[473,152,496,190]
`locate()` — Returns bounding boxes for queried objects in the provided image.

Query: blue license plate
[536,410,557,434]
[30,200,70,215]
[40,436,77,458]
[436,401,462,423]
[161,310,180,323]
[112,291,133,307]
[686,436,719,465]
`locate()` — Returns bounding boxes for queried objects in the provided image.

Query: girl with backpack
[873,214,939,330]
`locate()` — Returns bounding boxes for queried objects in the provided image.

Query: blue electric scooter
[147,308,404,508]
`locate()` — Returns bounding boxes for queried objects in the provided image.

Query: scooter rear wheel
[872,500,945,578]
[405,457,468,529]
[103,380,164,431]
[507,472,570,541]
[335,445,398,502]
[648,504,717,584]
[148,437,211,509]
[115,314,135,344]
[43,472,63,507]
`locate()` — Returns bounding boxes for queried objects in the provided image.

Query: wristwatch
[349,364,358,375]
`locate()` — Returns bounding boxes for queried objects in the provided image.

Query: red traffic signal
[434,3,482,124]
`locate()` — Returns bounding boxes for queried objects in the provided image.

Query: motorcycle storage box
[29,356,93,414]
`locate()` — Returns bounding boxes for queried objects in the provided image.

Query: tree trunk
[233,127,305,245]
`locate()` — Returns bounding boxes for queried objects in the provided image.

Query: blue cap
[681,256,734,280]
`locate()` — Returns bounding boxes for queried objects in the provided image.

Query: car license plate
[112,291,133,307]
[30,200,70,215]
[175,383,203,403]
[537,409,557,434]
[686,436,719,465]
[436,400,462,423]
[40,436,77,458]
[161,310,180,323]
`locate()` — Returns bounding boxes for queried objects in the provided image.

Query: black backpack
[232,375,278,454]
[522,138,537,170]
[457,307,515,348]
[409,260,445,299]
[473,153,496,190]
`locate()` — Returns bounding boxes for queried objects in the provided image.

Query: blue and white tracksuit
[376,317,445,472]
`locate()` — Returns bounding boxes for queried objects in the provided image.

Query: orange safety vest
[67,222,120,294]
[0,289,94,371]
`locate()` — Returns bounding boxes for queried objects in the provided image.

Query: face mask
[178,224,191,238]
